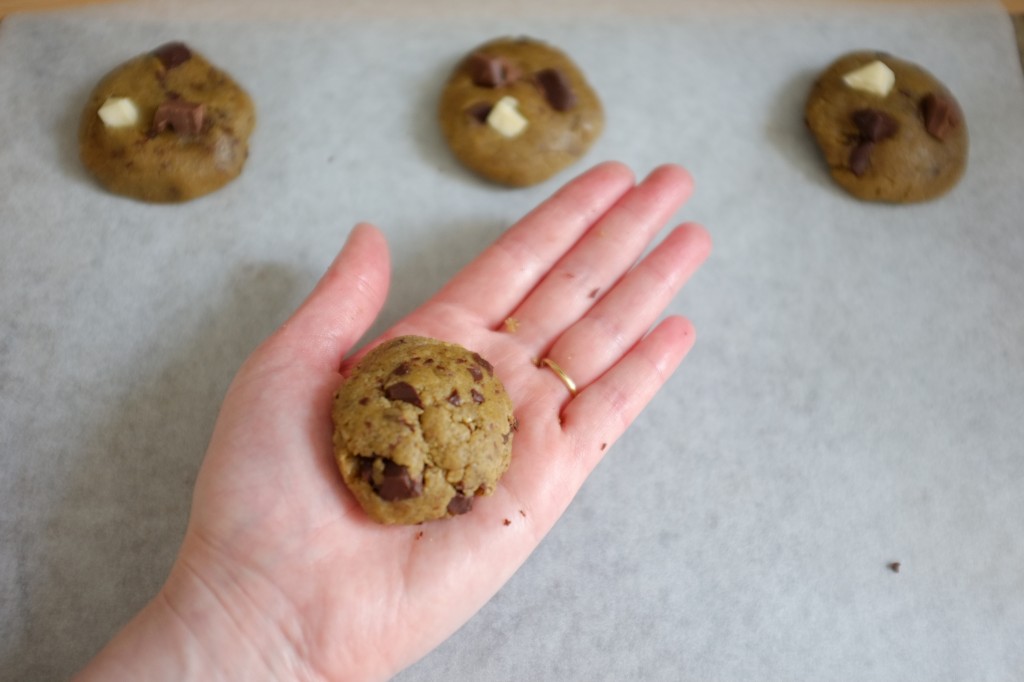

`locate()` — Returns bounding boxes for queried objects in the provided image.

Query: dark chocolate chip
[393,362,411,376]
[153,42,192,70]
[358,397,370,406]
[384,382,423,408]
[355,456,375,483]
[468,365,483,382]
[447,493,473,515]
[152,99,205,137]
[377,460,422,501]
[849,141,875,177]
[920,93,957,141]
[471,352,493,376]
[471,389,485,404]
[466,52,521,88]
[851,109,899,142]
[466,101,493,123]
[447,389,462,406]
[534,68,576,112]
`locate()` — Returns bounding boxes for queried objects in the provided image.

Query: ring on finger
[540,357,578,397]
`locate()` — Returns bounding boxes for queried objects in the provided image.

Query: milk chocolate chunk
[153,42,192,70]
[849,141,874,177]
[467,52,520,88]
[852,109,899,142]
[920,93,956,141]
[447,494,473,516]
[152,99,206,136]
[377,460,422,501]
[384,382,423,408]
[534,68,576,111]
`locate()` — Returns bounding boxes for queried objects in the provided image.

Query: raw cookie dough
[333,336,517,525]
[804,50,967,203]
[438,36,604,187]
[79,42,255,202]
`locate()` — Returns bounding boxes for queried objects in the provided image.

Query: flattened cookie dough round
[805,50,967,203]
[438,36,604,187]
[333,336,517,525]
[79,42,255,203]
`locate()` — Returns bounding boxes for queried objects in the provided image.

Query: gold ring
[540,358,578,397]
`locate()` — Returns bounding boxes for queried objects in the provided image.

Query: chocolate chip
[358,397,370,406]
[851,109,899,142]
[466,52,521,87]
[393,362,411,376]
[447,389,462,406]
[447,494,473,515]
[355,456,375,483]
[471,352,494,376]
[920,93,957,141]
[152,99,205,137]
[153,42,192,70]
[471,389,485,404]
[466,102,493,123]
[468,365,483,382]
[849,141,875,177]
[377,460,422,501]
[534,68,576,112]
[384,381,423,408]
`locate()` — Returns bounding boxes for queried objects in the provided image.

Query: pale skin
[75,161,711,682]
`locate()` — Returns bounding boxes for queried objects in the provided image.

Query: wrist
[75,534,320,682]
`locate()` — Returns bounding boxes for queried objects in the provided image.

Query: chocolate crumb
[888,561,901,573]
[503,518,512,526]
[415,531,424,540]
[600,442,607,451]
[589,288,600,299]
[153,42,192,70]
[384,382,423,408]
[519,509,526,517]
[534,68,576,111]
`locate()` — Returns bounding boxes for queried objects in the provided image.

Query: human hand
[76,162,710,681]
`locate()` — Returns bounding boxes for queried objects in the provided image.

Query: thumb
[259,223,391,376]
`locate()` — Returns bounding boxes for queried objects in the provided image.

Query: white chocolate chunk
[486,96,528,138]
[97,97,139,128]
[841,60,896,97]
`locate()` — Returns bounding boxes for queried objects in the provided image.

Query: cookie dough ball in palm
[438,36,604,187]
[333,336,517,525]
[79,42,255,203]
[804,50,967,203]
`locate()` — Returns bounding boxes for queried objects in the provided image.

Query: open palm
[83,162,710,681]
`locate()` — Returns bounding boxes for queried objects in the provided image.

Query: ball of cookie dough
[438,37,604,187]
[804,50,967,203]
[332,336,517,525]
[79,42,255,203]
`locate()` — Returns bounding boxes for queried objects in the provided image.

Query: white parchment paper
[1,3,1023,679]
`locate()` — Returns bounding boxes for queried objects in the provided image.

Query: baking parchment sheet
[1,3,1023,680]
